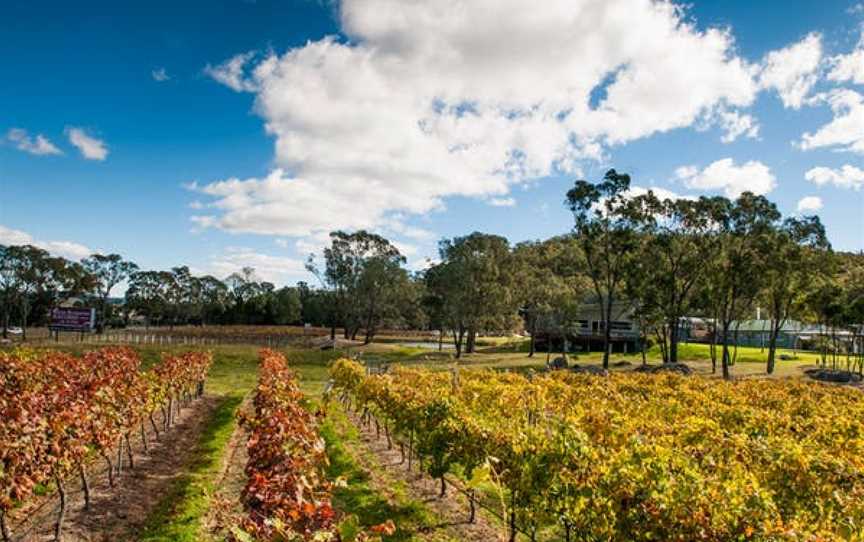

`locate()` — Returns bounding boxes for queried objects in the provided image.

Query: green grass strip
[321,402,459,542]
[138,393,244,542]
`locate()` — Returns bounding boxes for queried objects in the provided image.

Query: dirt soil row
[9,395,220,542]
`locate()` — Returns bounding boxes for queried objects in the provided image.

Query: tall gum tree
[82,253,138,332]
[762,216,830,374]
[566,169,638,369]
[624,194,728,364]
[705,193,780,380]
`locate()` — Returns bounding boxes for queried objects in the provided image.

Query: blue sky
[1,0,862,286]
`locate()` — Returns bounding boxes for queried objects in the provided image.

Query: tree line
[2,169,862,378]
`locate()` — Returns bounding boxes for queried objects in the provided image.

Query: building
[722,319,859,352]
[534,300,641,354]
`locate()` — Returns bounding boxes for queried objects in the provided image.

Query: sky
[1,0,863,287]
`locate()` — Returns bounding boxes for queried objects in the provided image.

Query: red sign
[50,307,96,331]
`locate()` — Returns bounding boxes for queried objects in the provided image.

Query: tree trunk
[101,449,115,487]
[766,320,781,375]
[124,434,134,468]
[53,474,66,542]
[1,507,12,542]
[466,329,476,354]
[721,321,731,380]
[528,316,536,358]
[668,316,679,364]
[78,463,90,510]
[453,327,465,359]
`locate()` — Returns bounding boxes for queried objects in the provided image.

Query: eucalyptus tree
[762,216,830,374]
[126,270,169,328]
[355,255,410,343]
[624,193,728,364]
[0,246,55,339]
[705,193,780,379]
[308,230,407,341]
[196,275,229,325]
[269,286,302,325]
[82,253,138,331]
[512,236,586,357]
[433,232,516,358]
[0,245,16,338]
[566,169,639,368]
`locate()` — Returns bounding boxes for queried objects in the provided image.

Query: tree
[704,193,780,380]
[566,169,638,368]
[126,270,169,328]
[624,194,728,364]
[308,230,407,342]
[512,236,586,357]
[82,253,138,332]
[432,232,517,358]
[197,275,228,325]
[269,287,302,325]
[762,216,830,374]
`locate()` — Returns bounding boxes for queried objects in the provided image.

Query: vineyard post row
[36,331,312,349]
[0,347,213,542]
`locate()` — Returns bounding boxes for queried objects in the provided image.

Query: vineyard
[329,359,864,541]
[0,347,212,542]
[3,343,864,542]
[233,349,393,542]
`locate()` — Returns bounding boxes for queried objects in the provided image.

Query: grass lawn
[311,338,828,380]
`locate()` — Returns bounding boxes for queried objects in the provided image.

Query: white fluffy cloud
[715,109,760,143]
[207,247,308,285]
[805,164,864,190]
[828,31,864,84]
[796,196,823,212]
[66,127,109,161]
[799,89,864,154]
[151,67,170,82]
[5,128,62,156]
[0,225,93,260]
[204,52,257,92]
[675,158,776,198]
[759,32,823,109]
[197,0,765,238]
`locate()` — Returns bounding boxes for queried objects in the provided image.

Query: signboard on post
[50,307,96,332]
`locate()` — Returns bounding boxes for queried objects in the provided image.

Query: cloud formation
[796,195,823,212]
[152,67,170,82]
[5,128,62,156]
[805,164,864,190]
[66,127,109,160]
[197,0,766,239]
[828,31,864,84]
[0,224,93,260]
[207,246,307,285]
[758,32,823,109]
[799,90,864,154]
[675,158,776,198]
[204,52,257,92]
